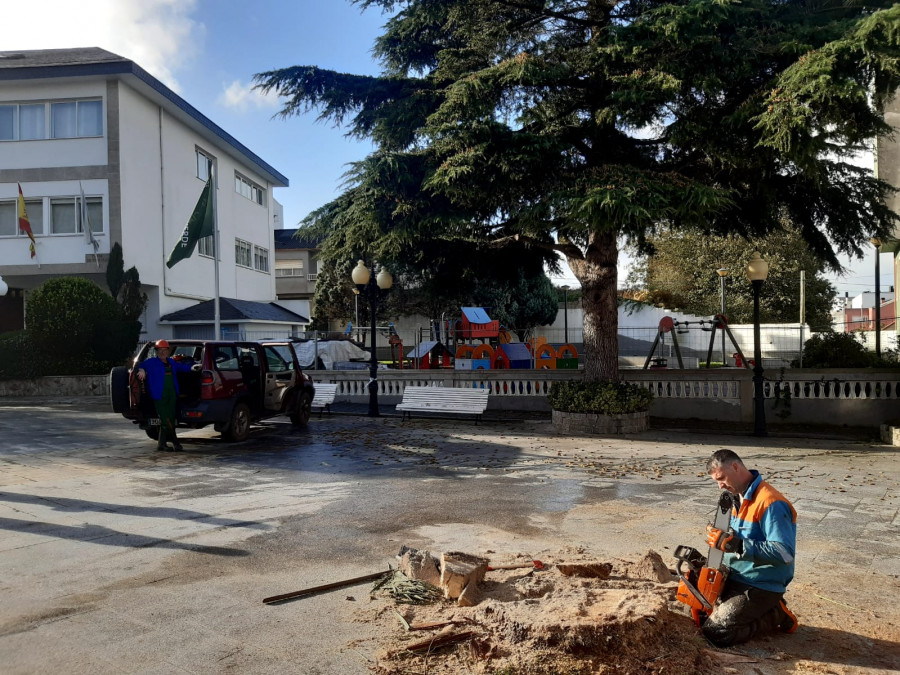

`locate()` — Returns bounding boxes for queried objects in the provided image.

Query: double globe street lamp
[351,260,393,417]
[747,252,769,437]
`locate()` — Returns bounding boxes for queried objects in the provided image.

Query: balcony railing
[307,273,318,282]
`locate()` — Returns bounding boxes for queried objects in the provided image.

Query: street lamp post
[351,260,393,417]
[871,238,882,359]
[353,288,360,342]
[717,268,728,365]
[747,252,769,437]
[561,285,570,344]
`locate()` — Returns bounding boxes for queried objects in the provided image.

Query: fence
[310,367,900,426]
[169,321,900,372]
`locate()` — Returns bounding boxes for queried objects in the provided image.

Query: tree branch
[490,232,584,261]
[492,0,594,28]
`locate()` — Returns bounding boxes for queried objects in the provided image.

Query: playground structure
[389,333,405,369]
[454,307,501,341]
[454,338,579,370]
[405,341,454,369]
[643,315,749,370]
[349,306,581,371]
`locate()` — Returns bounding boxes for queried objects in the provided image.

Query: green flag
[166,177,214,268]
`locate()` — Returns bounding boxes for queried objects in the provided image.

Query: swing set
[642,314,750,369]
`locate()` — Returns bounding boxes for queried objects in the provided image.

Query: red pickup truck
[109,340,315,442]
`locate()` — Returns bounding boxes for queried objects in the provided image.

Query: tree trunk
[567,231,618,382]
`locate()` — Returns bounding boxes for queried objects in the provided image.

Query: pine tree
[256,0,900,380]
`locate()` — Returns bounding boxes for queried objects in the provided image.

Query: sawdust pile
[367,549,715,674]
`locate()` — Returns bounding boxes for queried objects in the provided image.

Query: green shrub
[26,277,140,375]
[0,331,42,380]
[548,380,654,415]
[795,331,874,368]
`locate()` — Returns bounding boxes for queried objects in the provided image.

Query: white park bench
[311,383,338,417]
[395,386,490,424]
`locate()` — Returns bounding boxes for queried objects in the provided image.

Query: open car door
[262,344,296,412]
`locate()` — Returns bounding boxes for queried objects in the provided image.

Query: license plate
[148,418,161,426]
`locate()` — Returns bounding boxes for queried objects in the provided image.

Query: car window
[172,346,198,361]
[211,345,239,371]
[237,346,259,369]
[264,346,292,372]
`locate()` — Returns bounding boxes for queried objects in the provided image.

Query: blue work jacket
[138,357,192,401]
[726,470,797,594]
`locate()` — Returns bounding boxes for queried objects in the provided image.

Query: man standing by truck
[702,449,799,646]
[136,339,193,451]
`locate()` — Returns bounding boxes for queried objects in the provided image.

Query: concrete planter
[552,409,649,435]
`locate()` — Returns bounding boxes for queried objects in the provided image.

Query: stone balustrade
[315,368,900,426]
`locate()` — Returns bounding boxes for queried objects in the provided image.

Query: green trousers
[153,371,179,448]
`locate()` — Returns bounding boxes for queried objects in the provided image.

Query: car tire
[145,426,160,441]
[109,366,131,413]
[224,402,251,442]
[291,391,312,427]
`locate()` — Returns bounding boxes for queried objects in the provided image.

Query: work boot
[172,441,183,451]
[778,600,798,633]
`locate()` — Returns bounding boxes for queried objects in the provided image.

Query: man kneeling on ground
[702,449,799,646]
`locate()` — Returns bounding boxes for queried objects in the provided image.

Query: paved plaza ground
[0,397,897,674]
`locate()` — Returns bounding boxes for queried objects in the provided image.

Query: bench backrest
[399,386,489,410]
[312,383,339,404]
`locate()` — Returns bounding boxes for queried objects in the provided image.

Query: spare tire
[109,366,131,413]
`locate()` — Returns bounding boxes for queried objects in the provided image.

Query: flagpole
[211,164,221,340]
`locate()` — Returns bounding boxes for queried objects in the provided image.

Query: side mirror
[191,363,202,372]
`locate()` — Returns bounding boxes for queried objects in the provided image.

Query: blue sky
[9,0,891,297]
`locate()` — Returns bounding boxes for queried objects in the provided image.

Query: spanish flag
[17,183,36,259]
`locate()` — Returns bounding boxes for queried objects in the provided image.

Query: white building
[0,47,303,338]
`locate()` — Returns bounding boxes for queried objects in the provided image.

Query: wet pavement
[0,397,898,674]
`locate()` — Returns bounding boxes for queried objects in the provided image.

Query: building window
[78,196,103,233]
[0,106,15,140]
[198,235,215,257]
[254,245,269,273]
[235,173,264,205]
[50,196,103,235]
[50,198,77,234]
[0,99,102,141]
[275,260,304,277]
[19,104,45,140]
[51,100,103,138]
[196,149,213,180]
[0,199,43,237]
[235,238,252,268]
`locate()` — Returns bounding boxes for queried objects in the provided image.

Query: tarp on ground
[294,340,371,370]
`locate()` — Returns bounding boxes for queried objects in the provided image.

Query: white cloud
[217,80,281,112]
[4,0,201,93]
